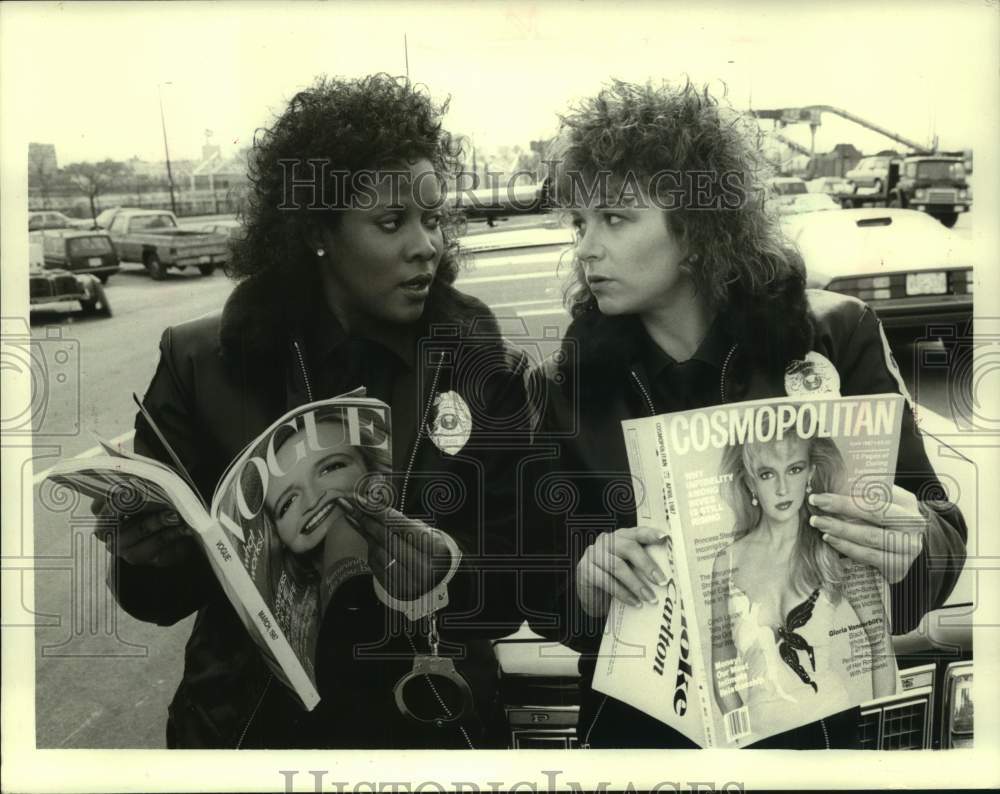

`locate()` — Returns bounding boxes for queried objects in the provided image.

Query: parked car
[40,230,120,283]
[780,207,973,339]
[766,177,809,211]
[776,192,841,216]
[92,206,123,230]
[807,177,854,197]
[844,154,896,193]
[28,211,91,232]
[29,263,112,317]
[105,208,229,279]
[454,219,974,750]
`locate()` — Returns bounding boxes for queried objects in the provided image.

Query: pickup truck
[105,208,229,279]
[842,155,971,228]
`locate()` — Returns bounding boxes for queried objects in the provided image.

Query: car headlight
[914,189,927,200]
[942,661,973,748]
[958,189,968,200]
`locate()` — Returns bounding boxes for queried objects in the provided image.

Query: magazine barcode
[725,707,751,743]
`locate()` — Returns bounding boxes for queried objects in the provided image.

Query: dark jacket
[111,276,531,748]
[525,288,967,749]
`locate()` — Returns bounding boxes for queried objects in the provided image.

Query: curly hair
[549,79,813,367]
[721,431,847,596]
[227,73,465,304]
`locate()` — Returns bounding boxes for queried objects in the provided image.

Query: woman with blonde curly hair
[528,79,966,748]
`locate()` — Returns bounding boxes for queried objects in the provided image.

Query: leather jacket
[110,276,531,748]
[525,288,967,749]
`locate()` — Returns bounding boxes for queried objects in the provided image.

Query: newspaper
[46,390,392,710]
[594,394,903,747]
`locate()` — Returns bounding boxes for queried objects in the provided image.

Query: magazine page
[47,456,213,535]
[592,425,709,746]
[595,394,903,748]
[208,396,393,702]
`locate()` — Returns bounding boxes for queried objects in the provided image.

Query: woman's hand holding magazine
[576,526,670,616]
[91,497,198,568]
[338,496,455,600]
[808,484,925,583]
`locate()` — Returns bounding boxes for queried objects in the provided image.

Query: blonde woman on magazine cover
[710,431,896,739]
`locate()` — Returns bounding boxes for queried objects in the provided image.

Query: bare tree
[63,160,131,223]
[28,146,56,209]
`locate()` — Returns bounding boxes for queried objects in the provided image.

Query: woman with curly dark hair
[527,79,966,748]
[99,74,531,749]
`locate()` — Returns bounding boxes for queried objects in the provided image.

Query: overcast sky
[3,1,997,166]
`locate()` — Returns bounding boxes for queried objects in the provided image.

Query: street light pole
[158,82,178,216]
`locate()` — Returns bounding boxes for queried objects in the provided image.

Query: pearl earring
[806,482,813,494]
[751,493,758,506]
[316,247,325,257]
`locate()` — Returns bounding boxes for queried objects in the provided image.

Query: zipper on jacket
[580,693,609,749]
[629,370,657,417]
[236,674,273,749]
[292,340,314,403]
[820,717,830,749]
[400,357,445,512]
[719,342,738,403]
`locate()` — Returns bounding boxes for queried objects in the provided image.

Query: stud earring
[316,247,325,257]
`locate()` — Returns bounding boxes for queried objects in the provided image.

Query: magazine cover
[46,393,392,710]
[593,394,904,747]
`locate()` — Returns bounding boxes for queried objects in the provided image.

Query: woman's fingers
[116,509,185,551]
[92,507,195,568]
[344,498,450,598]
[820,533,913,583]
[612,529,669,587]
[809,485,922,525]
[581,549,643,608]
[588,538,656,606]
[809,485,926,584]
[112,526,191,567]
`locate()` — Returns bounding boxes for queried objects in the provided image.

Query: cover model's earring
[316,247,325,257]
[750,492,758,507]
[806,481,813,494]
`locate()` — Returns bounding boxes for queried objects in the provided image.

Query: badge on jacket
[427,391,472,455]
[784,351,841,397]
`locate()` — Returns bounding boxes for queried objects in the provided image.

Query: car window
[68,236,114,255]
[131,214,176,230]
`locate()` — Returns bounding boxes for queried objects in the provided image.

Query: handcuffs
[371,528,474,725]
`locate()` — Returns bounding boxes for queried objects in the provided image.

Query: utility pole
[158,82,178,216]
[404,34,410,82]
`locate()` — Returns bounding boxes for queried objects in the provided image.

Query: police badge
[784,351,841,397]
[427,390,472,455]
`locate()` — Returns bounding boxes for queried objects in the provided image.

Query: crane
[750,106,933,155]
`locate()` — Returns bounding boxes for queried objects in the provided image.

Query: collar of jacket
[556,307,775,406]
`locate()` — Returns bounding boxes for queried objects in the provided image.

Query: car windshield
[68,236,113,255]
[916,161,964,180]
[132,214,177,230]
